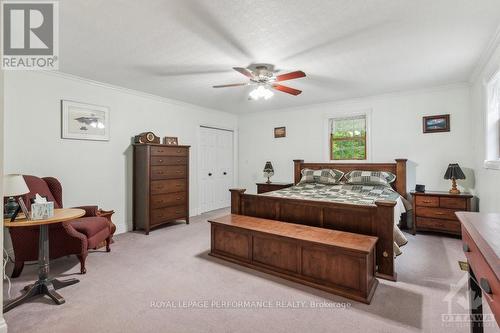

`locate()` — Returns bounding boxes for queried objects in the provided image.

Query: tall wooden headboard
[293,159,408,198]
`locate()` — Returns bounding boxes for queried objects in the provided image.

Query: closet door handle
[208,173,212,176]
[223,172,227,175]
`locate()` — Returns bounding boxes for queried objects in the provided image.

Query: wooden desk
[3,208,85,312]
[457,212,500,332]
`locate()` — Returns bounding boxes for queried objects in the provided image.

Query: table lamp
[444,163,465,194]
[263,161,274,184]
[4,174,29,221]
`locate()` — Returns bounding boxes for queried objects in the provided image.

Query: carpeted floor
[3,208,497,333]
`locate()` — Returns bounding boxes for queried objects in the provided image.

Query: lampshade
[444,164,466,180]
[4,174,29,197]
[263,161,274,173]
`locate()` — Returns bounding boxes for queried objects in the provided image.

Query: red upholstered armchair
[8,175,115,278]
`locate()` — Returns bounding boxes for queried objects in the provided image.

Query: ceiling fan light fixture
[249,85,274,100]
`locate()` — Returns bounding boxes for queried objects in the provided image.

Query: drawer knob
[175,184,181,187]
[158,171,164,174]
[422,200,432,203]
[176,197,181,200]
[480,278,492,294]
[383,251,389,258]
[463,243,470,252]
[159,159,163,162]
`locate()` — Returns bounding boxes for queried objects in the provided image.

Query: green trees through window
[330,115,367,160]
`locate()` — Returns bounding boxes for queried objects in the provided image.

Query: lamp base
[4,197,18,218]
[266,177,271,184]
[449,178,460,195]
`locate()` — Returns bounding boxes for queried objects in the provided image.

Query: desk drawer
[462,229,499,319]
[151,156,187,166]
[151,205,186,225]
[415,196,439,207]
[151,192,186,209]
[416,207,458,220]
[151,165,186,180]
[416,217,460,234]
[151,146,188,157]
[151,179,186,194]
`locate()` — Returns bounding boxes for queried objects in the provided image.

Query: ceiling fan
[213,64,306,99]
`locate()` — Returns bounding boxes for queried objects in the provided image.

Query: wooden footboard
[230,189,397,281]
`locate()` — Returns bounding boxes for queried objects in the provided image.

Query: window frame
[484,69,500,170]
[324,110,372,162]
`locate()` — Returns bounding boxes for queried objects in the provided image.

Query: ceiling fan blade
[275,71,306,82]
[233,67,255,79]
[213,83,248,88]
[272,84,302,96]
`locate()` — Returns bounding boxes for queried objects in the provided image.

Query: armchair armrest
[73,205,98,217]
[61,221,88,255]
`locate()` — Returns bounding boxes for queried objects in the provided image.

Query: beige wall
[471,41,500,212]
[0,68,8,331]
[4,71,238,238]
[238,85,475,196]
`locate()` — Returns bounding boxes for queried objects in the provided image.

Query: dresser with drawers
[133,144,190,234]
[411,191,473,236]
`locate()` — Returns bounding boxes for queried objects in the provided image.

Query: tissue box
[31,202,54,220]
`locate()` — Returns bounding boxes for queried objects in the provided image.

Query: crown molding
[469,24,500,83]
[241,82,471,115]
[28,70,233,116]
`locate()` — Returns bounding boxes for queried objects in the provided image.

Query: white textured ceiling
[59,0,500,113]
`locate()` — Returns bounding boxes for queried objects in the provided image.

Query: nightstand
[256,182,294,194]
[411,191,473,236]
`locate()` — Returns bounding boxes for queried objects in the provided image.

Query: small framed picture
[163,136,179,145]
[62,100,110,141]
[274,126,286,138]
[423,114,450,133]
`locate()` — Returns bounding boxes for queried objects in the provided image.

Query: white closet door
[215,130,233,209]
[199,127,233,213]
[199,127,217,213]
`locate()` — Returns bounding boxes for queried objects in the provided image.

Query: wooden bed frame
[230,158,407,281]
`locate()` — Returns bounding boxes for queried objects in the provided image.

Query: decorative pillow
[300,168,344,184]
[344,170,396,186]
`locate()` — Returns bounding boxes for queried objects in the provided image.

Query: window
[330,115,367,160]
[485,71,500,169]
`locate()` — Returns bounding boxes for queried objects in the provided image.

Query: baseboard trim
[0,317,8,333]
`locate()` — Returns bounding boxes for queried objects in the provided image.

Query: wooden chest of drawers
[133,144,190,234]
[411,191,472,236]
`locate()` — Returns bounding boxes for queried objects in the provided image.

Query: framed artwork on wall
[274,126,286,138]
[422,114,450,133]
[61,100,110,141]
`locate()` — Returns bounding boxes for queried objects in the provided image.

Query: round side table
[3,208,85,312]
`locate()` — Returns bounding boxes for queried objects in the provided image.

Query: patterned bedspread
[261,183,400,206]
[261,183,408,256]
